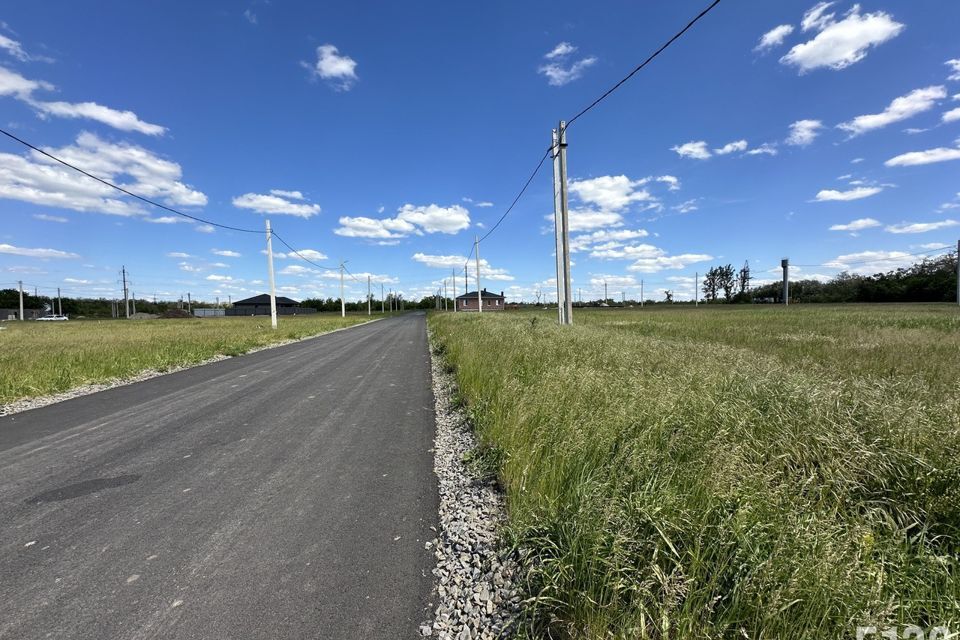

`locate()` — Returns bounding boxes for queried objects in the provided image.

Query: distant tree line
[704,252,958,304]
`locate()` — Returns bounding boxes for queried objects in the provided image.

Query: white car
[36,314,69,321]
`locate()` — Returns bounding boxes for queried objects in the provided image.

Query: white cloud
[589,274,637,289]
[166,252,191,258]
[745,143,778,156]
[851,157,864,164]
[565,208,624,232]
[829,217,881,231]
[179,262,202,272]
[243,9,257,24]
[212,249,241,257]
[787,119,824,146]
[884,219,958,234]
[568,175,655,210]
[195,224,215,233]
[780,5,904,73]
[0,242,79,259]
[654,175,680,191]
[30,100,166,136]
[885,145,960,167]
[232,190,321,218]
[569,228,649,253]
[545,42,577,59]
[33,213,67,223]
[475,201,494,207]
[0,66,52,98]
[411,252,513,281]
[815,186,883,201]
[288,248,328,262]
[671,140,711,160]
[838,86,946,136]
[269,189,303,199]
[943,107,960,123]
[824,250,937,274]
[144,215,183,224]
[755,25,795,52]
[0,34,29,61]
[714,140,748,155]
[334,203,470,239]
[0,132,205,215]
[538,42,596,86]
[672,199,699,214]
[304,44,358,90]
[586,242,712,273]
[947,59,960,82]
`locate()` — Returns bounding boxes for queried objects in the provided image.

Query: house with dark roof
[455,288,505,312]
[227,294,315,316]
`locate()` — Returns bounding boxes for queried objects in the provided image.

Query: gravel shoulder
[0,318,380,417]
[424,337,522,639]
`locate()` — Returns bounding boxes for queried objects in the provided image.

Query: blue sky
[2,0,959,304]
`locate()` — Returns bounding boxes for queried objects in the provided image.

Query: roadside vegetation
[0,314,373,404]
[429,305,960,638]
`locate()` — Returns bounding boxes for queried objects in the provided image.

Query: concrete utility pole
[265,219,278,329]
[463,266,468,304]
[781,258,789,306]
[122,266,129,319]
[131,291,136,316]
[18,280,24,321]
[475,236,482,314]
[339,262,346,318]
[443,280,448,311]
[557,121,573,325]
[367,275,371,316]
[187,292,192,314]
[216,296,219,309]
[56,287,61,316]
[604,281,608,305]
[452,268,457,312]
[552,127,565,324]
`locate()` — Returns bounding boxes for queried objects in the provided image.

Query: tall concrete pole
[265,219,278,329]
[339,262,346,318]
[781,258,789,306]
[475,236,482,314]
[122,265,129,319]
[551,128,565,324]
[557,121,573,325]
[18,280,24,321]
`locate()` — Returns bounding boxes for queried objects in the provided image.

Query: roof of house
[456,289,505,300]
[233,294,300,306]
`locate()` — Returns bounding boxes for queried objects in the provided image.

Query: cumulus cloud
[787,119,824,146]
[232,190,321,217]
[538,42,596,86]
[824,249,941,274]
[303,44,358,90]
[780,4,904,73]
[0,242,79,259]
[0,33,52,63]
[33,213,68,223]
[838,86,946,136]
[568,175,656,210]
[943,107,960,123]
[884,219,958,234]
[672,199,699,214]
[212,249,241,257]
[815,186,883,201]
[745,143,778,156]
[0,67,165,135]
[569,228,649,253]
[755,25,795,52]
[829,217,881,232]
[335,204,470,239]
[947,59,960,82]
[885,144,960,167]
[411,252,513,281]
[671,140,711,160]
[0,131,205,216]
[166,252,191,258]
[714,140,748,155]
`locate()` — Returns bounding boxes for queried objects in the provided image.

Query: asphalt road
[0,313,438,640]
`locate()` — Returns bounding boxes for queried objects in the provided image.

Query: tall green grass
[0,314,373,404]
[429,305,960,638]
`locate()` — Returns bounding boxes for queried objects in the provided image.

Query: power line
[469,0,722,252]
[0,127,262,234]
[564,0,722,130]
[269,231,340,273]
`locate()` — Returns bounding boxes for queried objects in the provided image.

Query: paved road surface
[0,313,438,640]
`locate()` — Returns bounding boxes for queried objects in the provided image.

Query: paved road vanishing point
[0,313,438,640]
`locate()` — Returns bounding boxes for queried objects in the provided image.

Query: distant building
[228,294,315,316]
[456,288,506,312]
[0,308,43,320]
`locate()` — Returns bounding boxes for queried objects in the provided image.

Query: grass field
[429,304,960,639]
[0,314,376,405]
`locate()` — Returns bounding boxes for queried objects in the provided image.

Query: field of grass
[0,314,376,404]
[429,304,960,638]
